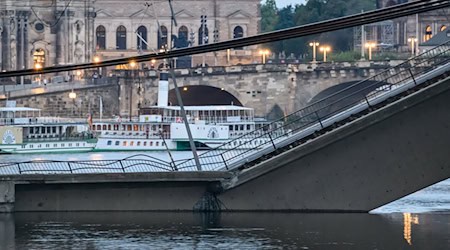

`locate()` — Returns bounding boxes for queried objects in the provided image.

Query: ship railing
[0,154,175,175]
[173,40,450,171]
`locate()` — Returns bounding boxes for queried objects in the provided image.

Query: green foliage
[260,0,377,56]
[330,51,362,62]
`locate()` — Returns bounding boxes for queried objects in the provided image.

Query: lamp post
[365,42,376,60]
[407,38,418,56]
[129,60,137,121]
[34,63,42,85]
[309,42,320,62]
[319,46,331,62]
[93,55,102,76]
[259,49,270,64]
[69,90,77,116]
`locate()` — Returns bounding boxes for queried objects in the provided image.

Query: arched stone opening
[167,85,242,106]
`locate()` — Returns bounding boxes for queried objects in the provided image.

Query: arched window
[33,48,45,67]
[116,25,127,50]
[136,26,147,50]
[158,26,168,50]
[441,25,447,32]
[96,25,106,50]
[198,25,209,45]
[425,25,433,41]
[177,26,189,48]
[233,26,244,39]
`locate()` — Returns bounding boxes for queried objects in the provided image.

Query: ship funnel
[158,71,169,107]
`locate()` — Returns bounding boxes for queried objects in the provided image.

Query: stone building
[357,0,450,51]
[0,0,260,73]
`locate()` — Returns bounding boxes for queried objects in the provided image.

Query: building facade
[362,0,450,50]
[0,0,260,72]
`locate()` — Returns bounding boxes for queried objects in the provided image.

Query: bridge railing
[2,42,450,175]
[0,154,174,175]
[174,40,450,171]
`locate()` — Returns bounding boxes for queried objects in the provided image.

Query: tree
[260,0,377,55]
[260,0,278,33]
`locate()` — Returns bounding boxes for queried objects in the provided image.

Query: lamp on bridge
[407,38,418,56]
[34,63,43,85]
[319,46,331,62]
[69,90,77,116]
[309,42,320,63]
[365,42,376,61]
[93,55,102,76]
[259,49,270,64]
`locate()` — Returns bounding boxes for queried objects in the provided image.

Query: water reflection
[0,212,447,249]
[403,213,419,245]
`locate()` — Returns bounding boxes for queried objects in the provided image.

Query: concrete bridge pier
[0,182,14,213]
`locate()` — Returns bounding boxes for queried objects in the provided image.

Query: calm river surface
[1,152,449,249]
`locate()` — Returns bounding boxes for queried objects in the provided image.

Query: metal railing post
[220,153,229,170]
[268,132,277,150]
[17,163,21,174]
[315,111,324,129]
[408,68,417,85]
[67,162,73,174]
[119,160,125,173]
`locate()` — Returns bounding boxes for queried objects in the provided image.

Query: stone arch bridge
[0,61,403,119]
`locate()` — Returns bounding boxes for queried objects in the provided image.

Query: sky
[275,0,306,8]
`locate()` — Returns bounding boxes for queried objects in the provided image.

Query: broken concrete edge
[222,75,450,191]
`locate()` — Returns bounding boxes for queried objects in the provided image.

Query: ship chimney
[158,71,169,107]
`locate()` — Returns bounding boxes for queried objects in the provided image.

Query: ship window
[235,125,238,131]
[61,144,65,147]
[107,140,112,145]
[30,127,34,133]
[123,141,127,146]
[47,127,51,133]
[240,125,244,131]
[143,141,147,146]
[38,144,42,148]
[137,141,141,146]
[30,145,33,148]
[69,143,72,147]
[41,127,46,134]
[162,142,165,146]
[229,125,233,131]
[21,145,25,148]
[103,125,107,130]
[134,125,139,131]
[150,141,153,146]
[53,144,57,147]
[46,144,49,148]
[115,141,120,146]
[52,127,56,133]
[76,143,80,146]
[156,142,159,146]
[247,125,251,130]
[127,125,132,131]
[130,141,134,146]
[108,125,111,130]
[97,125,101,130]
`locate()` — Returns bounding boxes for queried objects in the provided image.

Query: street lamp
[128,60,137,121]
[309,42,320,62]
[319,46,331,62]
[407,38,418,56]
[365,42,376,60]
[34,63,43,85]
[259,49,270,64]
[69,90,77,116]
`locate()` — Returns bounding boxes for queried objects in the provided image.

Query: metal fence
[0,154,173,175]
[2,41,450,175]
[174,40,450,171]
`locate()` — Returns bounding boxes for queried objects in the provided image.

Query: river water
[1,152,449,249]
